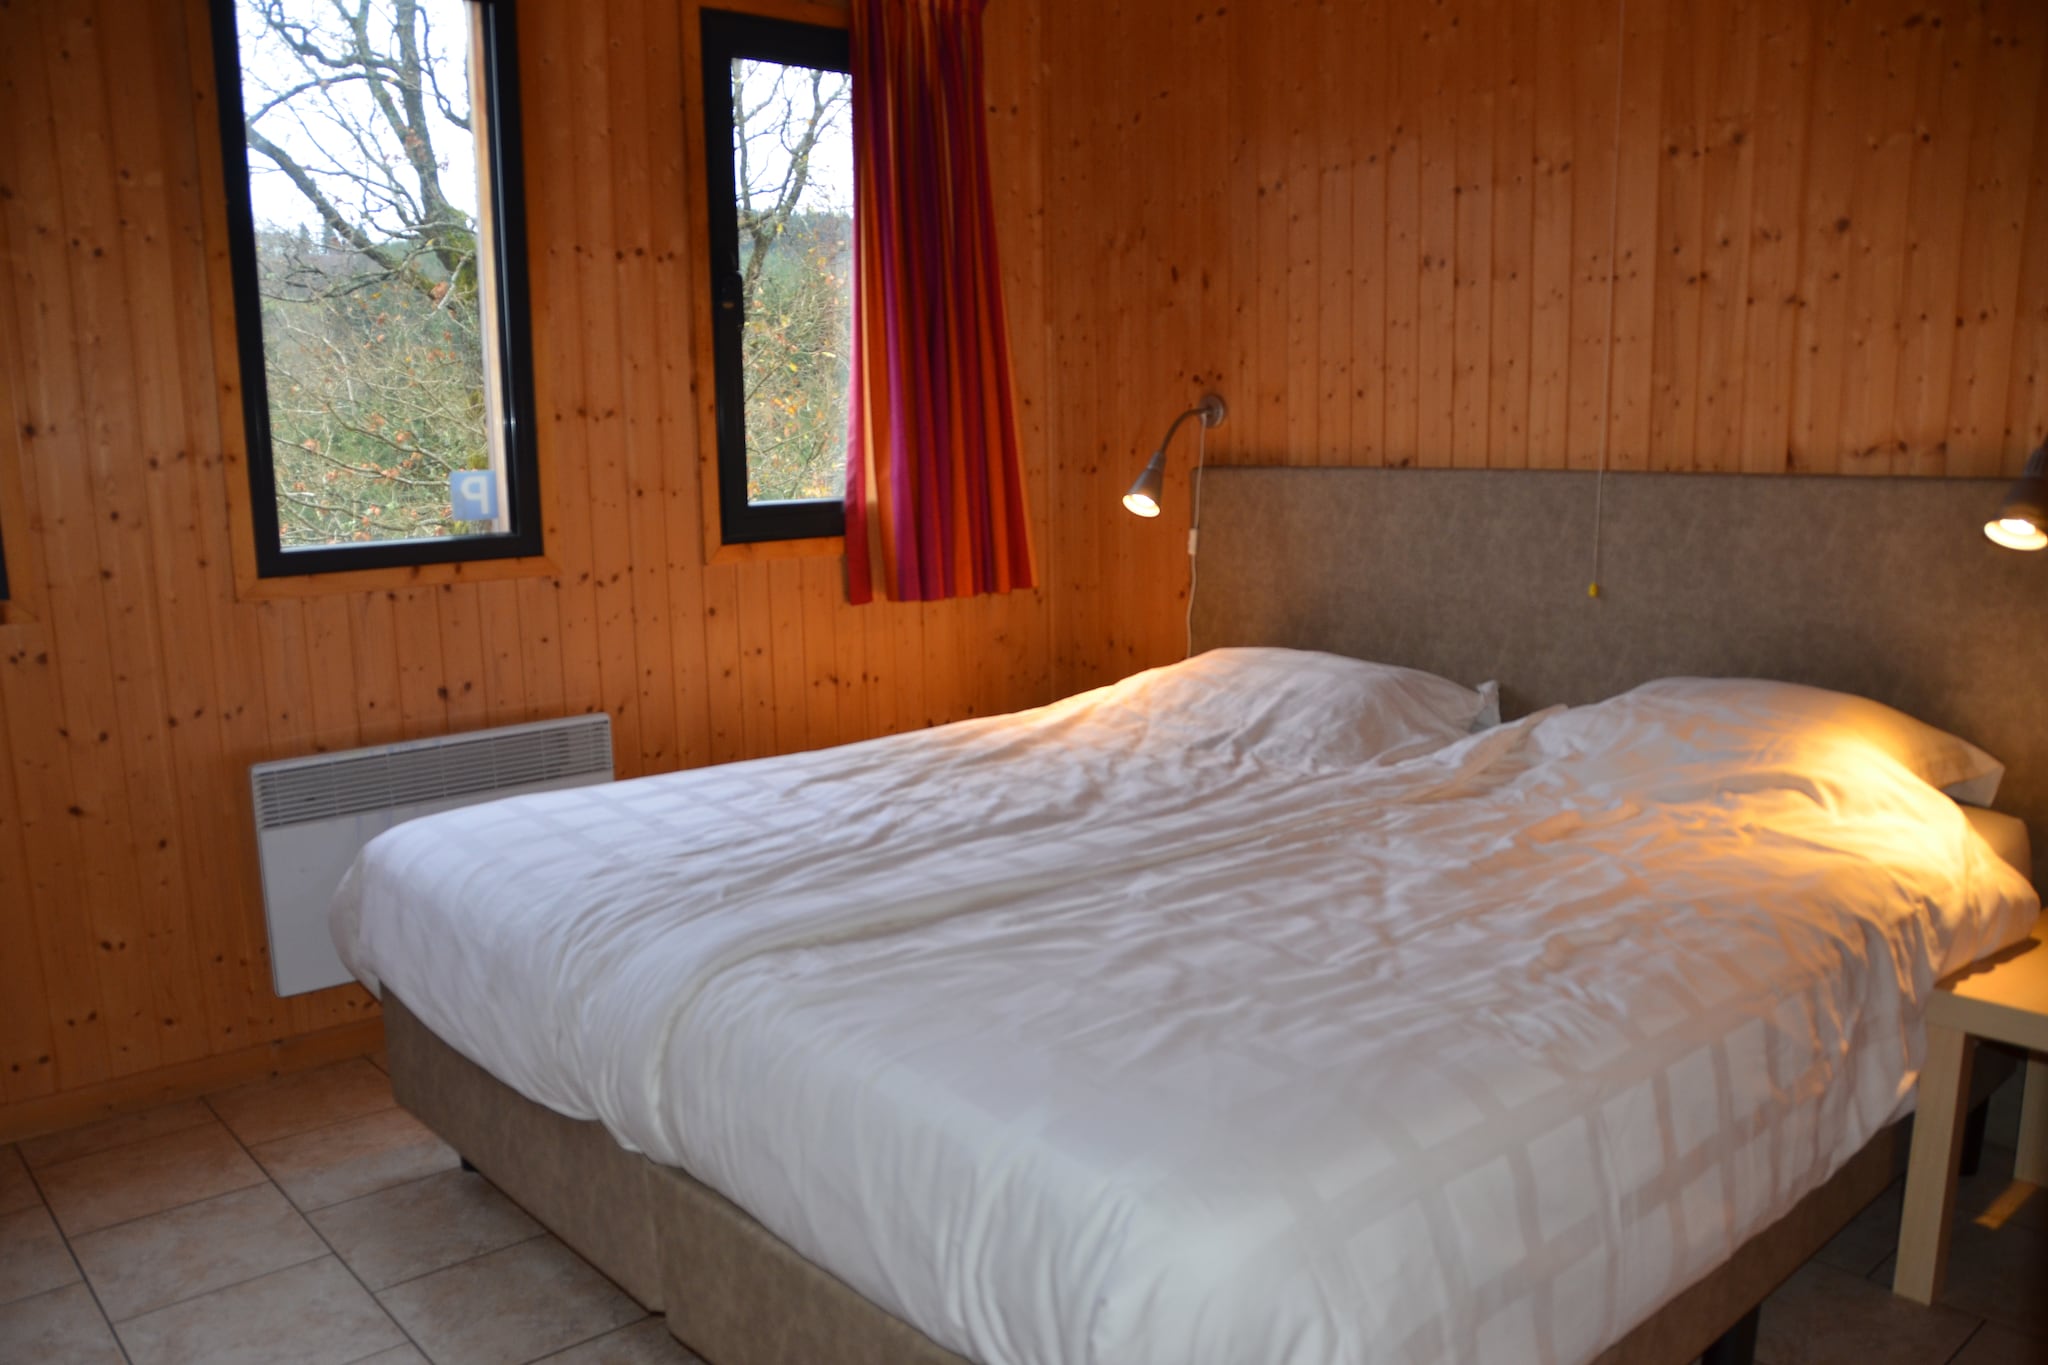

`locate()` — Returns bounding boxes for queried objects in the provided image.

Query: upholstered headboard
[1190,467,2048,884]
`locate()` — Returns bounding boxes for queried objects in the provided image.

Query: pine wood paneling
[7,0,2047,1135]
[1042,0,2048,694]
[0,0,1050,1137]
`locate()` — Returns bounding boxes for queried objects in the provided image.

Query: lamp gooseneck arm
[1151,395,1227,462]
[1123,394,1227,520]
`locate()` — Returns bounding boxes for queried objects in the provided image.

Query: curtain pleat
[844,0,1033,604]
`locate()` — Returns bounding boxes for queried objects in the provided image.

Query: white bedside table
[1891,915,2048,1305]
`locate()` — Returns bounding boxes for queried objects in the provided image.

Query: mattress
[333,657,2039,1365]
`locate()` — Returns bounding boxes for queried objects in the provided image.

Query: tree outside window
[702,12,853,545]
[730,57,853,505]
[215,0,539,575]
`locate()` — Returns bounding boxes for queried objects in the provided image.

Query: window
[210,0,541,577]
[701,10,854,544]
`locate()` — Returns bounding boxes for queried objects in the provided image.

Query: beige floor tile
[0,1282,126,1364]
[1958,1176,2048,1238]
[310,1168,540,1290]
[1919,1218,2048,1340]
[0,1146,37,1214]
[353,1346,430,1364]
[537,1317,705,1363]
[0,1205,81,1306]
[1838,1148,2046,1287]
[1953,1144,2047,1237]
[115,1256,405,1365]
[71,1181,328,1322]
[1949,1322,2048,1364]
[39,1122,265,1237]
[206,1058,396,1147]
[19,1100,217,1171]
[378,1237,645,1365]
[1757,1261,1978,1365]
[1813,1179,1903,1278]
[254,1107,459,1212]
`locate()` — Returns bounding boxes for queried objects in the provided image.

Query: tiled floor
[0,1054,695,1365]
[0,1058,2041,1365]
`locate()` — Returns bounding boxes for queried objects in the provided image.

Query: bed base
[383,993,1924,1365]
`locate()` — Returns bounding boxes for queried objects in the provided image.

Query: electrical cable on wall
[1120,393,1226,656]
[1187,417,1208,659]
[1589,0,1629,601]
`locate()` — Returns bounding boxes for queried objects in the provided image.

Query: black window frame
[700,9,852,545]
[209,0,544,578]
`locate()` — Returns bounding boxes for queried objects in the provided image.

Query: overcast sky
[236,0,853,240]
[236,0,478,233]
[735,59,854,219]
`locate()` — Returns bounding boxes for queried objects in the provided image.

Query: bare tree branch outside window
[232,0,494,547]
[729,58,853,503]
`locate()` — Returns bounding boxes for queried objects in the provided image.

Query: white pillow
[1109,647,1499,769]
[1623,677,2005,805]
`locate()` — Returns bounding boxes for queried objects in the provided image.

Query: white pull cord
[1186,418,1208,658]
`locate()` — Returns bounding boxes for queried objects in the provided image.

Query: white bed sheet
[334,672,2038,1365]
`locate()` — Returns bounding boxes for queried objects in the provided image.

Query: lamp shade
[1123,450,1166,518]
[1985,444,2048,552]
[1120,396,1226,519]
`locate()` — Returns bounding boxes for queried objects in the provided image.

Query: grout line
[100,1239,334,1327]
[214,1103,435,1363]
[28,1116,231,1181]
[44,1114,327,1326]
[305,1165,466,1219]
[356,1199,652,1363]
[30,1075,403,1188]
[1940,1321,1988,1364]
[298,1174,450,1363]
[222,1099,404,1158]
[24,1161,139,1365]
[49,1172,273,1242]
[507,1229,659,1364]
[15,1110,222,1177]
[12,1055,381,1177]
[522,1311,659,1365]
[368,1228,551,1296]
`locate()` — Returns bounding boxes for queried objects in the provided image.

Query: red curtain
[843,0,1034,604]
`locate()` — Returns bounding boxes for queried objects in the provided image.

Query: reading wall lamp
[1123,395,1227,519]
[1985,442,2048,552]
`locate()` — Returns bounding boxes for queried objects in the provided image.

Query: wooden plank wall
[0,0,1051,1131]
[7,0,2048,1132]
[1042,0,2048,694]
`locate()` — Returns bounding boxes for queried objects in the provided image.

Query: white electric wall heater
[251,715,614,996]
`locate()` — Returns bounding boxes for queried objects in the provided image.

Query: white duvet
[333,653,2038,1365]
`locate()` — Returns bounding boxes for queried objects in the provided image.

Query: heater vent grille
[252,715,613,830]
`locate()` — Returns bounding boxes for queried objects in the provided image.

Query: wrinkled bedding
[334,655,2038,1365]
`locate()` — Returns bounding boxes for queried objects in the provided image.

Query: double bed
[336,644,2037,1365]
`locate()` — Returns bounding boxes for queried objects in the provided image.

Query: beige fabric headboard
[1189,467,2048,886]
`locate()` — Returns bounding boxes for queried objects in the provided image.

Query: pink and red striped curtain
[843,0,1033,604]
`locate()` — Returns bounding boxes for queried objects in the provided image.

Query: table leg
[1893,1024,1975,1305]
[2018,1053,2048,1187]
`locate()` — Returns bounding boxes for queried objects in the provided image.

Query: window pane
[729,58,854,505]
[232,0,507,550]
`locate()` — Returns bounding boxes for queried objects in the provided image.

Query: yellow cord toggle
[1587,582,1602,599]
